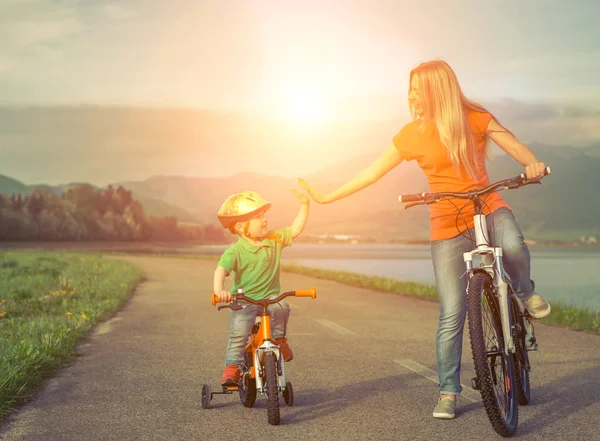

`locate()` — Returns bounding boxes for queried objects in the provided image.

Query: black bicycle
[399,167,550,437]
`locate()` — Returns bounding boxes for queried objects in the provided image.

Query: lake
[184,243,600,311]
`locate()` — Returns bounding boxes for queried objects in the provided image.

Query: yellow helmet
[217,191,271,230]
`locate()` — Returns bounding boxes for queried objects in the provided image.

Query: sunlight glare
[288,94,328,125]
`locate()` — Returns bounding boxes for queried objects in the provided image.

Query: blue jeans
[224,298,291,367]
[430,207,535,395]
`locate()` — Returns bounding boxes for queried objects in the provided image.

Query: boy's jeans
[430,207,535,395]
[225,298,291,367]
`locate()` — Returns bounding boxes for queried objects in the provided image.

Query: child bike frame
[204,287,317,425]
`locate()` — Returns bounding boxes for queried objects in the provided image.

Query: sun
[288,94,328,125]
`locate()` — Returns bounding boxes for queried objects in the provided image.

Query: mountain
[0,175,27,195]
[3,143,599,242]
[116,143,600,241]
[0,177,199,222]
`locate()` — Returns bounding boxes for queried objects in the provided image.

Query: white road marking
[314,319,357,336]
[394,359,480,403]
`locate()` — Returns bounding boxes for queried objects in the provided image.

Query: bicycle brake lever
[229,301,243,311]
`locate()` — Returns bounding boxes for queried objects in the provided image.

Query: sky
[1,0,600,185]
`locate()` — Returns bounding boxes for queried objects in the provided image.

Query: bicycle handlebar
[211,287,317,311]
[399,166,551,208]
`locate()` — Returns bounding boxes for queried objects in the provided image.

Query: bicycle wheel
[510,295,531,405]
[263,352,280,425]
[239,371,257,408]
[467,272,518,437]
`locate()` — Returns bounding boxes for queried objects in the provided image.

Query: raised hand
[297,178,330,204]
[291,188,310,205]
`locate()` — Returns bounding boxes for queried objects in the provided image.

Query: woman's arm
[298,144,403,204]
[488,118,546,179]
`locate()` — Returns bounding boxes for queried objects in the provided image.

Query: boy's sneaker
[433,396,456,419]
[523,293,551,319]
[221,365,241,386]
[273,337,293,362]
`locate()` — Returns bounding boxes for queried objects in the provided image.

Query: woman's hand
[297,178,331,204]
[525,162,546,180]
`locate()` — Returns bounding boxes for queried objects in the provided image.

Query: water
[185,243,600,311]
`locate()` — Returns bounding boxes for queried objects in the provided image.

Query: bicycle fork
[464,214,516,355]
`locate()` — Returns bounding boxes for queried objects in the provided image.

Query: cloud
[0,1,84,74]
[483,99,600,146]
[103,4,138,21]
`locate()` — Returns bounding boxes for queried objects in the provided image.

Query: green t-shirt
[217,227,293,300]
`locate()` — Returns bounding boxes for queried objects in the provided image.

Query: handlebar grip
[211,293,220,306]
[399,193,425,203]
[294,287,317,299]
[519,166,551,180]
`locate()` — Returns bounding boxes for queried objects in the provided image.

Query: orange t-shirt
[392,109,510,241]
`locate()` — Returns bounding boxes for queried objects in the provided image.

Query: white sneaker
[433,396,456,419]
[523,293,551,319]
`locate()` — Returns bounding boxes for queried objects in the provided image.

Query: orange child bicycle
[202,287,317,425]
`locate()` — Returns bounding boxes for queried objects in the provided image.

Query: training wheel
[283,381,294,406]
[201,384,212,409]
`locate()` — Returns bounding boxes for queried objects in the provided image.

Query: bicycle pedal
[471,377,481,390]
[527,343,539,352]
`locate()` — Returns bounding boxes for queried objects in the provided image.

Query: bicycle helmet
[217,191,271,231]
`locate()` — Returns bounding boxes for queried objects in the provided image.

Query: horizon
[1,1,599,185]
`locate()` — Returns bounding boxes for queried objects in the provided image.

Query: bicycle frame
[463,199,515,355]
[245,306,287,394]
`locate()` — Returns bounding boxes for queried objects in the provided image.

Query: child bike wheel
[263,352,280,425]
[283,381,294,406]
[239,372,257,408]
[467,272,518,437]
[201,384,212,409]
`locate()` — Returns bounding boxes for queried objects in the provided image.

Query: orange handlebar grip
[294,287,317,299]
[211,293,220,306]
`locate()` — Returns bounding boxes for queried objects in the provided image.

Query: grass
[0,251,144,425]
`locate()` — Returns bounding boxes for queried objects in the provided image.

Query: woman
[297,60,551,420]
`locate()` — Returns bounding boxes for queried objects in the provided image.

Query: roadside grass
[0,251,144,425]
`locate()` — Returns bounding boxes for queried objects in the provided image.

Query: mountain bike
[202,287,317,425]
[399,167,550,437]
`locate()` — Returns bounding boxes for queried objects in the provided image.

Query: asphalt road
[1,255,599,441]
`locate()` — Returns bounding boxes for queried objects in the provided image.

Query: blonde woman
[298,60,551,419]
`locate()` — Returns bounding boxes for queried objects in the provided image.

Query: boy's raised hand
[297,178,329,204]
[291,188,310,205]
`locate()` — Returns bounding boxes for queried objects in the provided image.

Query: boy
[213,189,310,385]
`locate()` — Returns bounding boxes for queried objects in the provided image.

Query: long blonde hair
[409,60,492,181]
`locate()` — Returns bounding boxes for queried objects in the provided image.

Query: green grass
[0,251,144,424]
[281,262,439,300]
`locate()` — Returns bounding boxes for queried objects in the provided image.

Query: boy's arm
[291,189,310,239]
[213,266,232,302]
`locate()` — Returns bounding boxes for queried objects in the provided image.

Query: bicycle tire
[263,352,280,425]
[467,272,518,437]
[510,296,531,405]
[239,371,257,408]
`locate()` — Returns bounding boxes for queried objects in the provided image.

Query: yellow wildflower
[0,311,7,318]
[0,299,5,304]
[81,314,87,320]
[66,312,72,317]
